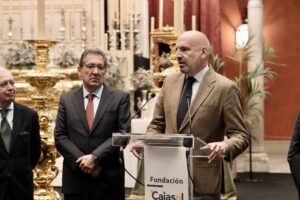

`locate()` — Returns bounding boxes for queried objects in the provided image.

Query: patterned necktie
[0,109,11,151]
[177,77,196,130]
[86,94,95,129]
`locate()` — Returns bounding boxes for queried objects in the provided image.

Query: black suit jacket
[54,85,130,199]
[288,109,300,197]
[0,102,41,200]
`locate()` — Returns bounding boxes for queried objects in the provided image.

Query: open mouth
[178,63,186,68]
[6,93,15,98]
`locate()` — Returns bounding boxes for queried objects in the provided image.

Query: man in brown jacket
[132,31,249,200]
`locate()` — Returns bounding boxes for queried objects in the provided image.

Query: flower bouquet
[2,42,35,69]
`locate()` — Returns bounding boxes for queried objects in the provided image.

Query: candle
[174,0,179,34]
[51,0,55,40]
[0,0,2,39]
[91,0,94,24]
[104,33,108,51]
[180,0,184,32]
[151,17,155,32]
[133,0,137,25]
[192,15,196,30]
[99,0,105,47]
[37,0,45,39]
[108,0,114,29]
[159,0,163,29]
[20,0,23,39]
[71,0,75,29]
[30,0,34,38]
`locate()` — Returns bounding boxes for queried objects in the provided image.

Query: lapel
[7,103,25,153]
[72,88,90,133]
[179,67,216,132]
[91,85,113,133]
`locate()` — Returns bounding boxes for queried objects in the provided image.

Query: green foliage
[211,38,284,128]
[209,48,224,72]
[232,39,284,128]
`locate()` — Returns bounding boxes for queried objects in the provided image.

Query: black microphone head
[183,138,193,148]
[150,93,156,98]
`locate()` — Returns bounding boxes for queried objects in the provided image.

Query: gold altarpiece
[150,26,179,88]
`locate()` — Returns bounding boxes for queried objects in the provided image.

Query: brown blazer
[147,67,249,198]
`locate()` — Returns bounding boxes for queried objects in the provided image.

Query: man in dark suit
[0,68,41,200]
[54,48,131,200]
[131,31,249,200]
[288,109,300,199]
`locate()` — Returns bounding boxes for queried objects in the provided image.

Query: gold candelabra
[21,40,65,200]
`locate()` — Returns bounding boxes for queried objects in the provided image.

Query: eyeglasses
[83,63,106,71]
[0,80,15,88]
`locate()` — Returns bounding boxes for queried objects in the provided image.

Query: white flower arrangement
[130,67,154,90]
[2,42,35,69]
[105,56,124,89]
[53,49,79,68]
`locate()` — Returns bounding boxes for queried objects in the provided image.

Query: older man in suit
[132,31,249,200]
[0,68,41,200]
[54,48,131,200]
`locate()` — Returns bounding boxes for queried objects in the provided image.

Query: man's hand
[201,141,229,163]
[128,140,145,160]
[90,165,102,177]
[76,154,101,176]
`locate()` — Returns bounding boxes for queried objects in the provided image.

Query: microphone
[117,93,156,147]
[123,92,156,133]
[183,95,193,148]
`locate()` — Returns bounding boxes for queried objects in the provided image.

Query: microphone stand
[186,96,192,136]
[123,93,156,133]
[185,95,195,198]
[119,93,156,188]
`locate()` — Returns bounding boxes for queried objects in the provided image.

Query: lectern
[113,133,208,199]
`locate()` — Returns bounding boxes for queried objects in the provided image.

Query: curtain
[199,0,222,56]
[149,0,222,56]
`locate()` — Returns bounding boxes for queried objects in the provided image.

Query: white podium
[113,133,194,199]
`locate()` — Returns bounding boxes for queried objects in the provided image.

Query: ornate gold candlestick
[21,40,65,200]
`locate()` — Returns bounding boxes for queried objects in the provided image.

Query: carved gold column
[21,40,65,200]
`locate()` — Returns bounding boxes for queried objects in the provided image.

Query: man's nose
[7,82,14,89]
[92,67,100,73]
[175,49,182,58]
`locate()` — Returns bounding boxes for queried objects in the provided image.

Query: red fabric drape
[149,0,222,56]
[199,0,222,56]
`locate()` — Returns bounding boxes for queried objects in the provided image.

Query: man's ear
[77,66,82,79]
[200,46,209,59]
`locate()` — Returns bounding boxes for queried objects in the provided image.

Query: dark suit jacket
[0,102,41,200]
[147,68,249,198]
[54,85,130,199]
[288,109,300,198]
